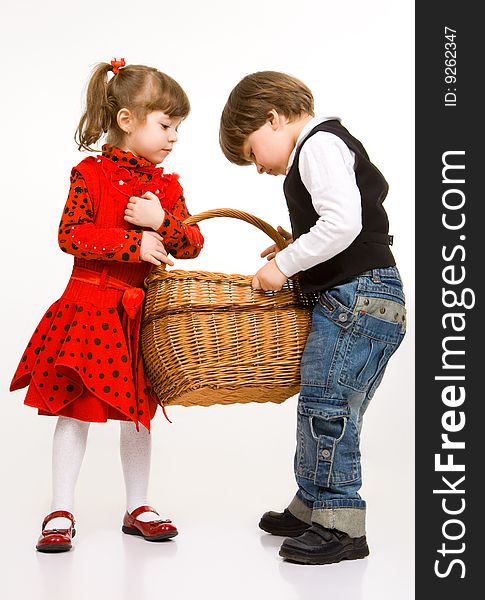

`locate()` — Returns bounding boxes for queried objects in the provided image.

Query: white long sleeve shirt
[275,117,363,278]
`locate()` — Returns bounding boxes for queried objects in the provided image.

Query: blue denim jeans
[287,267,406,538]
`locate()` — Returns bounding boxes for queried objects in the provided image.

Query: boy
[219,71,406,565]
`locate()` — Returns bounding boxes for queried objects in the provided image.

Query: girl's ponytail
[75,63,116,151]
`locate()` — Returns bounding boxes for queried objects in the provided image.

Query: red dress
[10,145,203,431]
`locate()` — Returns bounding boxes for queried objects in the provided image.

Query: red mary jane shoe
[122,505,178,541]
[36,510,76,553]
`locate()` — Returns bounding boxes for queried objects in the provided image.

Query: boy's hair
[75,63,190,151]
[219,71,314,165]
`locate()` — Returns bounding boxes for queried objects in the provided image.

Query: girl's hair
[219,71,314,165]
[75,63,190,151]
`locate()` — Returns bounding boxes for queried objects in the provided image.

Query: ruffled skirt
[10,269,158,431]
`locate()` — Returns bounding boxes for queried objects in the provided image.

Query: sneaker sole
[279,544,370,565]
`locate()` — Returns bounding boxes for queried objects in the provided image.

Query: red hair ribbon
[111,58,126,74]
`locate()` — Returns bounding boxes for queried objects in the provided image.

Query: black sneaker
[279,523,369,565]
[259,509,310,537]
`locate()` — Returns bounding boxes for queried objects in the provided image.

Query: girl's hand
[260,226,293,261]
[252,259,288,291]
[140,231,174,267]
[124,192,165,230]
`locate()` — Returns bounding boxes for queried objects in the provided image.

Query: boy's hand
[124,192,165,230]
[261,226,293,261]
[140,231,174,267]
[252,259,288,291]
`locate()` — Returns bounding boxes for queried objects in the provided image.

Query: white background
[1,1,414,599]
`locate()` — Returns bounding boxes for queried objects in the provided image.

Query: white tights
[48,416,158,529]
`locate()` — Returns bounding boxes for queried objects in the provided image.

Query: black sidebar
[416,3,482,598]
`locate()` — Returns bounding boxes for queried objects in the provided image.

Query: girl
[10,59,204,552]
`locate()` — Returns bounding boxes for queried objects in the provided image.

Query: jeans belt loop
[372,269,381,283]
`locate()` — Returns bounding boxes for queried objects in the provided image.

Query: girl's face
[122,110,183,165]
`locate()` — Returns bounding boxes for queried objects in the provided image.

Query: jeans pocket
[338,296,406,393]
[318,278,358,318]
[296,400,360,487]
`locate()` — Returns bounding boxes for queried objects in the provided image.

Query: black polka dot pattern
[57,145,203,265]
[10,142,207,431]
[10,291,156,430]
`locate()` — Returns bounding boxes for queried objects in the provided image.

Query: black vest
[283,120,395,293]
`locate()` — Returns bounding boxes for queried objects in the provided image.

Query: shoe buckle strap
[42,510,75,530]
[130,505,160,520]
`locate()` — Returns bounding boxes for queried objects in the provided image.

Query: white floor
[5,514,413,600]
[2,337,414,600]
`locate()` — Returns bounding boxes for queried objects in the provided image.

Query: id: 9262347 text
[444,26,457,107]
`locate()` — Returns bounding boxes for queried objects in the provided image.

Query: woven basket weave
[141,209,315,407]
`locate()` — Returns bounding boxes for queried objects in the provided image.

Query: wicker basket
[141,209,315,407]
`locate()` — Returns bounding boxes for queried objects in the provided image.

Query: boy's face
[242,111,297,176]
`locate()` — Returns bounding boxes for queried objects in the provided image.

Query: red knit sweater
[58,144,204,265]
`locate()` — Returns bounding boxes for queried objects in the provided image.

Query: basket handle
[184,208,289,250]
